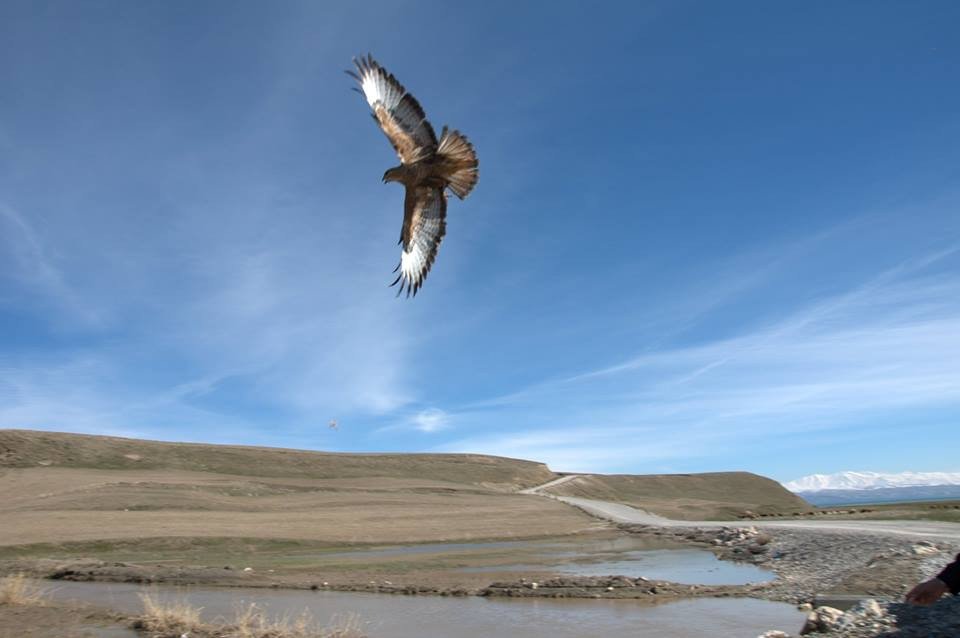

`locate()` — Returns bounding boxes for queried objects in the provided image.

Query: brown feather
[349,55,478,297]
[350,56,437,165]
[392,185,447,297]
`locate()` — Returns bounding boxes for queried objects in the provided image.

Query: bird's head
[382,167,402,184]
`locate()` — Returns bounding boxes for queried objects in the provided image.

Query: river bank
[3,523,955,605]
[3,521,958,637]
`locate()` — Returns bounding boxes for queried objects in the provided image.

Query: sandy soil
[0,603,131,638]
[0,468,600,546]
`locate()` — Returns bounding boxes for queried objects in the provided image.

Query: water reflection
[50,581,804,638]
[309,535,773,585]
[464,548,773,585]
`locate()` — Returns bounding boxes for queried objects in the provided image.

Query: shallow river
[315,536,776,586]
[51,581,806,638]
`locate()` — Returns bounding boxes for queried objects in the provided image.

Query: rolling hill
[541,472,812,520]
[0,429,555,490]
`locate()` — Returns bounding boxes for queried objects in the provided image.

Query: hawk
[348,55,479,297]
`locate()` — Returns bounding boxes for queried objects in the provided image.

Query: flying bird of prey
[348,55,479,297]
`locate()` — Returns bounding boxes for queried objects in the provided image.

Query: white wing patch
[392,186,447,297]
[348,54,437,164]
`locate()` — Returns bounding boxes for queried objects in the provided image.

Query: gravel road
[553,495,960,541]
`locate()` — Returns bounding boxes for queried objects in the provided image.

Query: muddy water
[50,581,805,638]
[456,539,774,585]
[314,536,774,585]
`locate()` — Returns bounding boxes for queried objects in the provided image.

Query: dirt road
[518,474,580,494]
[552,495,960,541]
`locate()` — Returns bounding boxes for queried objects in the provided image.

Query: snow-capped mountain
[784,471,960,506]
[785,471,960,492]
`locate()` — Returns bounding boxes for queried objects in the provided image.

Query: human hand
[905,578,948,605]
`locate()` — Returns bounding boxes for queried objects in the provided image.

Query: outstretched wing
[391,185,447,297]
[348,55,438,165]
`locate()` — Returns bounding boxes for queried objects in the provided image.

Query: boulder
[800,606,844,634]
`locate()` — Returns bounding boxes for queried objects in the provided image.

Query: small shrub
[136,592,366,638]
[0,573,49,606]
[229,603,366,638]
[137,591,203,633]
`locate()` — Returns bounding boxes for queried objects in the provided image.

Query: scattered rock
[860,599,882,618]
[800,606,844,634]
[798,595,960,637]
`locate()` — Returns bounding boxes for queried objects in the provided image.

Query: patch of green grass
[0,533,655,576]
[0,536,535,572]
[0,537,350,566]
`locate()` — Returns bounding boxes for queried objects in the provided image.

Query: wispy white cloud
[0,203,105,327]
[0,179,420,436]
[435,248,960,473]
[371,407,453,436]
[412,408,451,433]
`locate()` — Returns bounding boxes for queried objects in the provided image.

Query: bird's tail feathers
[438,127,478,200]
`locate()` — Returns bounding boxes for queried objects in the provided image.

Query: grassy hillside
[0,431,595,551]
[0,430,555,490]
[545,472,812,520]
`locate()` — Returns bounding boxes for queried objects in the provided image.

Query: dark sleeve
[938,553,960,595]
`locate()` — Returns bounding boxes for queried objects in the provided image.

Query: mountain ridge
[785,470,960,492]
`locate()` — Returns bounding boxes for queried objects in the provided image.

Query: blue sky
[1,1,958,482]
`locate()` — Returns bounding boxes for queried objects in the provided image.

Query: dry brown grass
[0,429,554,489]
[138,591,203,632]
[545,472,812,520]
[137,592,366,638]
[229,604,364,638]
[0,467,595,548]
[0,573,49,606]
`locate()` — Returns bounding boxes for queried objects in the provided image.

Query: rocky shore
[758,595,960,638]
[620,524,958,604]
[643,524,960,638]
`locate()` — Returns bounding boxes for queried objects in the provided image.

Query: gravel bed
[621,524,960,637]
